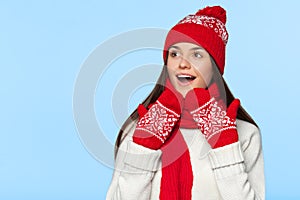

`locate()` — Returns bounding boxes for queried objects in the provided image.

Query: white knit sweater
[106,119,265,200]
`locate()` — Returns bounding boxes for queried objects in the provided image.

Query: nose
[179,57,191,69]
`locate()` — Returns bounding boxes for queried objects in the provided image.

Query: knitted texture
[133,78,195,199]
[133,79,241,199]
[185,84,240,148]
[163,6,228,74]
[133,81,183,150]
[160,124,193,200]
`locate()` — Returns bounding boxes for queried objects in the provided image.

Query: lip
[176,73,196,86]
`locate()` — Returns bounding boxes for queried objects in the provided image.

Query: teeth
[176,74,196,83]
[177,75,193,78]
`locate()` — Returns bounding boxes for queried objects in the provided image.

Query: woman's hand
[133,79,184,150]
[184,84,240,148]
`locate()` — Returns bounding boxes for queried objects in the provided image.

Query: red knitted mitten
[184,84,240,148]
[133,81,183,150]
[184,83,223,112]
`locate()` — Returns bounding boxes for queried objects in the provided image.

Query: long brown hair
[115,58,258,157]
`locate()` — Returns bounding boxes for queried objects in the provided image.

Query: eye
[169,50,180,58]
[194,52,202,58]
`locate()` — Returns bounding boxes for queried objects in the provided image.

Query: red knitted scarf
[159,83,198,200]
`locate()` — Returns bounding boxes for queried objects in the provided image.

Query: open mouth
[176,74,196,84]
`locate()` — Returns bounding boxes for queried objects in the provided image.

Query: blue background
[1,0,299,199]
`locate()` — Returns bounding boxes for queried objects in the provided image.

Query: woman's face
[166,42,213,97]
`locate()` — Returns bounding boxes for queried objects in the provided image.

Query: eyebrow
[169,45,204,51]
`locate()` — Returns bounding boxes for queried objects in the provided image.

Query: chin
[176,86,191,97]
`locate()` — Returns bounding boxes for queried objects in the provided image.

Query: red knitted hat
[163,6,229,74]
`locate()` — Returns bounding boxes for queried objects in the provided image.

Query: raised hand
[133,79,184,150]
[184,84,240,148]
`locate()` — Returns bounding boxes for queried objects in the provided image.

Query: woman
[106,5,265,200]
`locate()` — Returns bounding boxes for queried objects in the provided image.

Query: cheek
[166,59,178,75]
[166,58,176,69]
[194,62,213,85]
[166,65,176,84]
[166,64,173,76]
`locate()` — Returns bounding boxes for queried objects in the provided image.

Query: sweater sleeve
[208,120,265,200]
[106,120,162,200]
